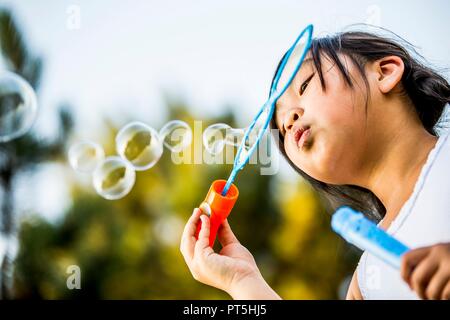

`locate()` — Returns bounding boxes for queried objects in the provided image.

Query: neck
[356,113,438,226]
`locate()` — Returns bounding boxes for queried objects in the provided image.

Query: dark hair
[270,29,450,221]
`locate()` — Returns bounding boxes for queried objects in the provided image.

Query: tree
[0,9,73,299]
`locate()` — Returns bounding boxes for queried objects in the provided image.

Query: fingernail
[192,208,198,215]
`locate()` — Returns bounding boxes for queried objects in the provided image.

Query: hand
[180,208,280,299]
[401,243,450,300]
[180,208,260,292]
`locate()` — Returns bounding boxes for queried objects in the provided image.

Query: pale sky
[1,0,449,221]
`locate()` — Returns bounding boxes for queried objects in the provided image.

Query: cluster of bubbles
[69,117,267,200]
[0,71,38,143]
[69,104,269,200]
[68,120,192,200]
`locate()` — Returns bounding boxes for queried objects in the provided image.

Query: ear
[372,56,404,94]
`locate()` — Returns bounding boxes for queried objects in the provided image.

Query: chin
[305,154,341,184]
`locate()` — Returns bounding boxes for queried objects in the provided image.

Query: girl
[180,30,450,300]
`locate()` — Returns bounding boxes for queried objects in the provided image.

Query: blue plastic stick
[331,206,410,269]
[221,25,314,196]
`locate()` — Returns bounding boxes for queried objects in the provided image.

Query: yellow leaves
[52,250,78,274]
[81,220,108,255]
[118,220,150,263]
[41,249,78,299]
[277,276,320,300]
[271,180,319,259]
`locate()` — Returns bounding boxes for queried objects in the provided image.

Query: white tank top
[356,131,450,300]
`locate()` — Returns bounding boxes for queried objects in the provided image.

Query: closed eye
[300,73,314,95]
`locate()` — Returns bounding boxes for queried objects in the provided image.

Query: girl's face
[274,53,372,184]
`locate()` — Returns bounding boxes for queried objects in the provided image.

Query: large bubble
[92,156,136,200]
[159,120,192,152]
[68,141,105,173]
[203,122,260,155]
[0,71,38,142]
[115,121,163,171]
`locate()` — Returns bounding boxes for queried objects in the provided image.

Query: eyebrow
[296,57,314,77]
[300,57,313,66]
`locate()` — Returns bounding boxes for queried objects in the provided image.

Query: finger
[194,215,213,256]
[218,219,240,247]
[409,256,439,299]
[425,268,449,300]
[180,208,203,261]
[442,281,450,300]
[401,247,431,285]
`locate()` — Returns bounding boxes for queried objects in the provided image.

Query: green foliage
[0,9,73,298]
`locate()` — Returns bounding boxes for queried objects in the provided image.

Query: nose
[284,108,303,132]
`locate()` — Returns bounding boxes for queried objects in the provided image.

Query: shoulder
[434,131,450,163]
[421,132,450,193]
[388,131,450,244]
[346,270,363,300]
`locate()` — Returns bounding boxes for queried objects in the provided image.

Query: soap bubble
[203,123,233,154]
[116,121,163,171]
[159,120,192,152]
[92,156,136,200]
[203,123,261,155]
[68,141,105,173]
[0,71,38,142]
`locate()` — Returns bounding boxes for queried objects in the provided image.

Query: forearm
[228,273,282,300]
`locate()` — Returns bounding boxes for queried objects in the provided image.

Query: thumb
[218,219,240,247]
[401,246,430,285]
[195,215,213,253]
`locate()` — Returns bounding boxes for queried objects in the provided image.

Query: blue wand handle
[331,206,410,269]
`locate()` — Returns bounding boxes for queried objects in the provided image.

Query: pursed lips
[292,125,311,148]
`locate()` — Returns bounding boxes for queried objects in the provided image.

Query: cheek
[288,87,367,183]
[286,130,344,183]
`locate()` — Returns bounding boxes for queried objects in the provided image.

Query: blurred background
[0,0,449,299]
